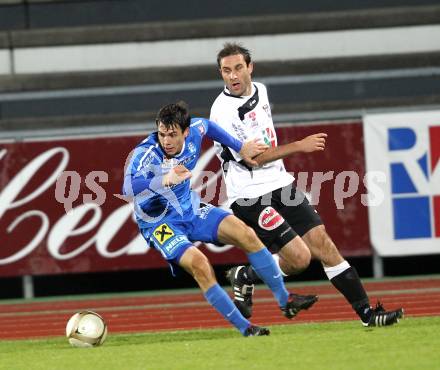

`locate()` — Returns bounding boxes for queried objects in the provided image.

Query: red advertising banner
[0,121,371,277]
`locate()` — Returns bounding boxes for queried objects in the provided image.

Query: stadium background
[0,0,439,299]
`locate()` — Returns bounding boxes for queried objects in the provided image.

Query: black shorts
[230,183,322,253]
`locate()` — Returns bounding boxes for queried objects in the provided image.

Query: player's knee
[230,218,254,241]
[284,252,310,275]
[296,247,311,271]
[243,225,260,244]
[307,224,328,245]
[238,225,262,251]
[281,238,311,274]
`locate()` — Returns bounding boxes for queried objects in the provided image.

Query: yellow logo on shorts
[153,223,174,244]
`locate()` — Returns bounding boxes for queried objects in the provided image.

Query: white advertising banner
[363,110,440,256]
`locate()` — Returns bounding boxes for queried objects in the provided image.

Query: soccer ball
[66,310,108,347]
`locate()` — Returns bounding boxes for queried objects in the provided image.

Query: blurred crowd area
[0,0,439,134]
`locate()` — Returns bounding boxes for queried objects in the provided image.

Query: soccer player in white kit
[210,43,403,327]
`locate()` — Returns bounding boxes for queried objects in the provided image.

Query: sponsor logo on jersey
[191,119,205,135]
[178,154,196,166]
[153,223,174,244]
[137,147,160,175]
[250,120,259,129]
[163,235,188,253]
[248,111,257,121]
[231,122,247,142]
[162,157,178,169]
[258,206,285,230]
[198,203,214,219]
[262,104,271,117]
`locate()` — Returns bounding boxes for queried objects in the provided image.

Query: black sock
[240,265,261,284]
[330,266,371,322]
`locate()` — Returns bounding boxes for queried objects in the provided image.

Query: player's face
[157,123,189,157]
[219,54,253,97]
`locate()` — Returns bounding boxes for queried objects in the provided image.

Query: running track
[1,276,439,340]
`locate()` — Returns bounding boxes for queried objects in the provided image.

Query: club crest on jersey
[188,142,196,154]
[153,223,174,244]
[258,206,285,230]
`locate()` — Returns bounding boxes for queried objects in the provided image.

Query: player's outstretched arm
[253,133,327,166]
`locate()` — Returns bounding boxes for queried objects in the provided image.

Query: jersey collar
[175,141,186,157]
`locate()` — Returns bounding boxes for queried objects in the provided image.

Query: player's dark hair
[156,101,191,132]
[217,42,252,67]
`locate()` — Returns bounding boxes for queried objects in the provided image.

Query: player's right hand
[298,133,327,153]
[163,165,192,186]
[240,138,269,167]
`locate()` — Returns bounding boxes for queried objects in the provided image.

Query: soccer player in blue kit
[123,102,318,336]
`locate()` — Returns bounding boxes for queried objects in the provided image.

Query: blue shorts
[140,204,231,265]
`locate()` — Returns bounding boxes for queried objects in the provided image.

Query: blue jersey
[123,117,242,231]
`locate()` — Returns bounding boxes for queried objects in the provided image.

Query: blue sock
[248,248,289,307]
[204,284,250,335]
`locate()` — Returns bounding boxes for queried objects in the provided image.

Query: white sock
[272,253,288,277]
[324,260,351,280]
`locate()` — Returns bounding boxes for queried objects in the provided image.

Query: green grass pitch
[1,317,439,370]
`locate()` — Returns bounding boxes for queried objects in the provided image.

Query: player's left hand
[240,138,269,167]
[163,165,192,186]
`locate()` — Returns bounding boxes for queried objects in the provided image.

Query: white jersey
[210,82,294,206]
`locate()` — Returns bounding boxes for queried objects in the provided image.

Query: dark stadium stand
[0,1,439,134]
[5,5,440,47]
[0,0,438,30]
